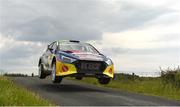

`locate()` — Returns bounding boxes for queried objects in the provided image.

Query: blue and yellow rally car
[38,40,114,84]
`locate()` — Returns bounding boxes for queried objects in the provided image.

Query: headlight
[105,59,113,65]
[61,55,76,63]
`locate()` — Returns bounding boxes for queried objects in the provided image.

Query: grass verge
[0,76,53,106]
[67,76,180,101]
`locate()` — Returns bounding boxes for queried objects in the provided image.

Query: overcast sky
[0,0,180,76]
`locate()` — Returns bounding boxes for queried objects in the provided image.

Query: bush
[175,72,180,88]
[160,66,180,88]
[114,73,139,81]
[3,73,28,77]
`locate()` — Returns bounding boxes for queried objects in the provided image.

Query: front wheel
[51,62,62,83]
[98,78,111,85]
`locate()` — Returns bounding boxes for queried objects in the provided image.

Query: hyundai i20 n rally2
[38,40,114,84]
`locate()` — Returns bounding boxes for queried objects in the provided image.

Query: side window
[49,43,53,49]
[87,46,99,54]
[52,42,57,50]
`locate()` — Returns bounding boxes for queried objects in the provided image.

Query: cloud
[0,0,170,42]
[0,0,179,75]
[0,36,45,70]
[15,16,102,42]
[151,33,180,42]
[104,46,180,55]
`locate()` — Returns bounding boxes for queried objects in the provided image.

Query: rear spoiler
[69,40,80,43]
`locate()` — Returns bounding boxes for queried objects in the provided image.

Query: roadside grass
[67,76,180,101]
[0,76,53,106]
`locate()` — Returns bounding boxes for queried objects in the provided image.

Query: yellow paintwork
[56,60,114,78]
[102,64,114,78]
[56,60,77,76]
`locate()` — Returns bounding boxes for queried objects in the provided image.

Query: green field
[67,75,180,101]
[0,76,53,106]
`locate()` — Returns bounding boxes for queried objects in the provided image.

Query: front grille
[73,60,107,73]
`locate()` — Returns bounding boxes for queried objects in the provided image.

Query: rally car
[38,40,114,84]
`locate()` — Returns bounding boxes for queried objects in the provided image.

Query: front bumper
[55,60,114,78]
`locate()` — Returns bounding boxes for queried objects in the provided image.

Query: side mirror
[47,45,53,51]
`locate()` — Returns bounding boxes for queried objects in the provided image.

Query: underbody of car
[38,40,114,84]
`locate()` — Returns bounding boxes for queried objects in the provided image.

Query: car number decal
[80,62,101,70]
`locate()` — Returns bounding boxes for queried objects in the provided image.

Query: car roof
[58,40,88,45]
[48,40,90,46]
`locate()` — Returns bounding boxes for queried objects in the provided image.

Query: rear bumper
[55,60,114,78]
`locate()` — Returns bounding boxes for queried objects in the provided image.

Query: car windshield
[59,43,99,54]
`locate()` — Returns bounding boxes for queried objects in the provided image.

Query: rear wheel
[98,78,111,85]
[38,64,46,79]
[51,62,62,83]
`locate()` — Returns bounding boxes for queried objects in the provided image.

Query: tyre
[38,64,46,79]
[75,77,83,80]
[51,62,62,83]
[98,78,111,85]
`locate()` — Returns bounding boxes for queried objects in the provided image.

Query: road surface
[11,77,180,106]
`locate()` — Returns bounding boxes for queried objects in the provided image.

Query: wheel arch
[38,58,42,67]
[51,56,56,67]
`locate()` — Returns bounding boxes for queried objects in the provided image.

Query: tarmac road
[11,77,180,106]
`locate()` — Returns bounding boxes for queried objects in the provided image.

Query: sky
[0,0,180,76]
